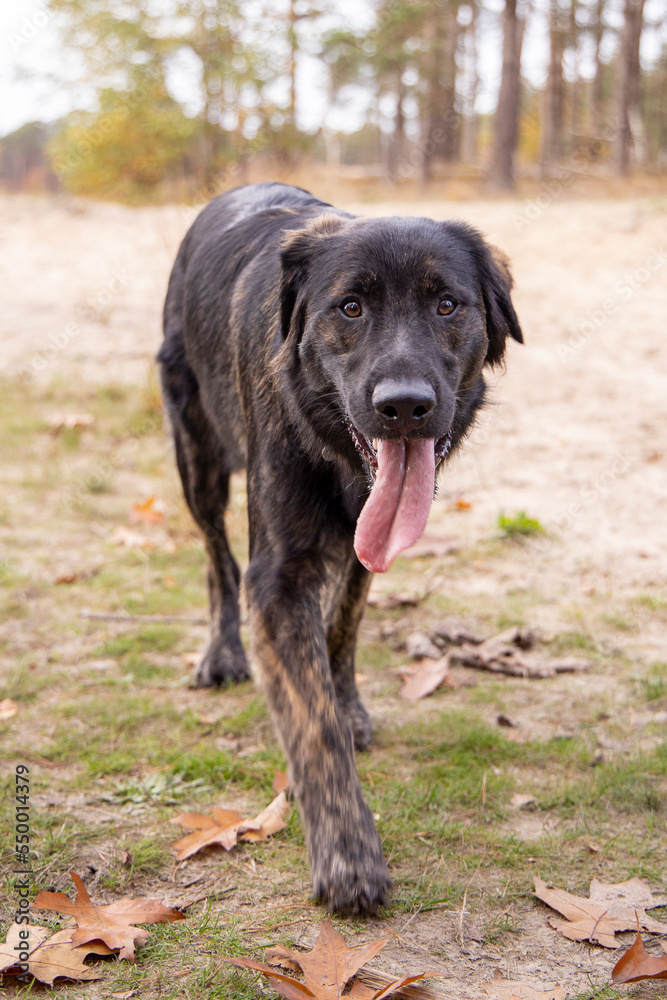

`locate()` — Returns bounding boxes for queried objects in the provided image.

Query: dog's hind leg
[323,553,373,751]
[160,360,249,686]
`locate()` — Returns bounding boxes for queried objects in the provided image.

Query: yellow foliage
[48,80,199,201]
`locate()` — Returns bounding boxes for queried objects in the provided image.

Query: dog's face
[278,213,523,572]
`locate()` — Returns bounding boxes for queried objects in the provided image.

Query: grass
[1,375,666,998]
[497,510,546,538]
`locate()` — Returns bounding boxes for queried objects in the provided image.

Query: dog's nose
[372,379,436,434]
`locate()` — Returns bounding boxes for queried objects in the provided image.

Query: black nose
[372,378,436,434]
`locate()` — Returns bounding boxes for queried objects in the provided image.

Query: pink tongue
[354,439,436,573]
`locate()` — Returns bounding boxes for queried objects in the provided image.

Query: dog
[158,182,523,914]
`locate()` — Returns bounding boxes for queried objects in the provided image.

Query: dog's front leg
[246,559,390,914]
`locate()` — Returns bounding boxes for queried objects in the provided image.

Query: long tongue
[354,438,436,573]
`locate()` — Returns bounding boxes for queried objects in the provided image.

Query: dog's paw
[194,641,250,687]
[312,849,391,916]
[310,818,391,915]
[340,697,373,751]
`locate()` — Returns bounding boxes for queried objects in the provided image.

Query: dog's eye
[341,300,362,318]
[437,297,458,317]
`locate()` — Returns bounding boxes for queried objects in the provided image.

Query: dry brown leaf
[171,808,246,859]
[273,769,290,793]
[239,791,290,842]
[33,871,185,961]
[398,656,456,701]
[0,698,18,720]
[612,927,667,983]
[226,920,439,1000]
[0,923,50,974]
[171,792,290,860]
[130,496,165,525]
[534,876,667,948]
[352,968,449,1000]
[0,924,109,985]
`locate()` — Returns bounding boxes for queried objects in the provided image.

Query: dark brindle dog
[158,182,522,914]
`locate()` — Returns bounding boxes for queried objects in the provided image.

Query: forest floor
[0,189,666,999]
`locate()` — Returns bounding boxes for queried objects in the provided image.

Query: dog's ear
[477,242,523,367]
[279,214,347,341]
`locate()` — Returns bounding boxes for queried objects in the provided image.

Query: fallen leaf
[352,968,448,999]
[225,920,439,1000]
[240,791,290,842]
[398,656,456,701]
[34,871,185,961]
[273,770,290,793]
[0,698,18,720]
[171,792,290,860]
[48,412,95,431]
[612,927,667,983]
[130,496,165,525]
[0,924,109,984]
[0,923,49,973]
[534,876,667,948]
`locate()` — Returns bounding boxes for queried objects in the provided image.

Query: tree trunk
[613,0,646,175]
[421,2,460,182]
[288,0,297,126]
[589,0,606,131]
[386,69,406,180]
[460,2,480,165]
[540,0,566,175]
[489,0,525,191]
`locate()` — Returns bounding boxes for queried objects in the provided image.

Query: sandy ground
[1,189,666,996]
[1,190,666,642]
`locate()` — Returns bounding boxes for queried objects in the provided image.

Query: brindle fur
[158,182,522,914]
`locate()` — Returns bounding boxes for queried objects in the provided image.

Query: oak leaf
[398,656,457,701]
[130,496,165,525]
[226,919,439,1000]
[33,871,185,961]
[612,927,667,984]
[0,923,110,984]
[171,791,290,860]
[534,876,667,948]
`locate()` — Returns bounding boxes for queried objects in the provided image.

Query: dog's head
[277,212,523,572]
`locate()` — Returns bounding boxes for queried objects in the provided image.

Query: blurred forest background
[1,0,666,202]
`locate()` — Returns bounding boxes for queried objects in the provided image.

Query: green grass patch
[497,510,545,537]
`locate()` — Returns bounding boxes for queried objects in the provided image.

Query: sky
[0,0,665,139]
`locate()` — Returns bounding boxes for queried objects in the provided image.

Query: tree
[613,0,647,174]
[489,0,526,190]
[540,0,568,174]
[49,71,198,199]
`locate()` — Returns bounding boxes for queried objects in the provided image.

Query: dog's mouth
[346,421,453,574]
